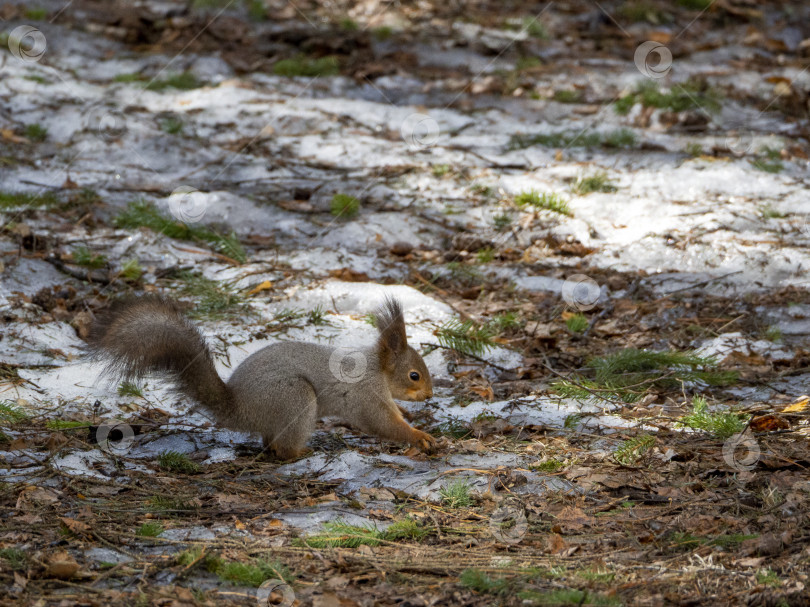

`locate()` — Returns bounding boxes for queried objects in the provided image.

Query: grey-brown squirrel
[89,295,437,459]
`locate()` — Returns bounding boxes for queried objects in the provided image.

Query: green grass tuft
[619,1,670,23]
[509,128,636,151]
[614,80,721,116]
[439,479,473,509]
[147,495,197,514]
[432,164,451,177]
[530,458,566,473]
[159,116,184,135]
[113,73,144,83]
[120,259,143,281]
[677,0,712,9]
[24,124,48,142]
[493,212,513,231]
[175,270,248,320]
[25,7,48,19]
[157,451,201,474]
[0,548,27,571]
[490,312,520,331]
[273,56,340,77]
[146,72,203,91]
[514,190,571,215]
[45,420,85,430]
[565,313,588,333]
[71,246,108,268]
[330,193,360,218]
[519,588,622,605]
[553,89,581,103]
[372,26,394,40]
[136,522,164,537]
[298,520,385,548]
[0,190,58,210]
[460,568,511,595]
[756,569,780,587]
[571,172,618,195]
[115,199,246,262]
[685,142,703,157]
[677,395,745,439]
[307,305,329,326]
[475,247,495,263]
[215,557,291,587]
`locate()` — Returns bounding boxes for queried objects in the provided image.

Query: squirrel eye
[409,371,420,381]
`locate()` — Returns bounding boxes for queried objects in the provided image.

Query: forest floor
[1,0,810,605]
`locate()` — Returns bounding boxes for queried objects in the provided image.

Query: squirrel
[88,295,437,459]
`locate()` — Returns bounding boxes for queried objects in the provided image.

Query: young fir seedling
[676,395,745,439]
[436,319,497,357]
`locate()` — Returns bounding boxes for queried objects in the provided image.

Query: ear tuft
[375,296,407,369]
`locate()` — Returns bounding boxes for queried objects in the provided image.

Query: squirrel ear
[375,297,407,369]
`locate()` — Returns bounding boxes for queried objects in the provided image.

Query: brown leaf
[13,571,27,590]
[45,551,80,579]
[556,506,593,533]
[469,384,494,401]
[749,414,789,432]
[328,268,369,282]
[548,533,566,554]
[60,517,91,535]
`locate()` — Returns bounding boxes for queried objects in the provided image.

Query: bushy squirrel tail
[88,295,232,420]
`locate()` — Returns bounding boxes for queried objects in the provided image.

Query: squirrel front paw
[411,429,437,453]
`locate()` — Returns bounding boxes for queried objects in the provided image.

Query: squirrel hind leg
[251,377,318,461]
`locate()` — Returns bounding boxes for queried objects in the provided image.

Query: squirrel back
[89,295,436,459]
